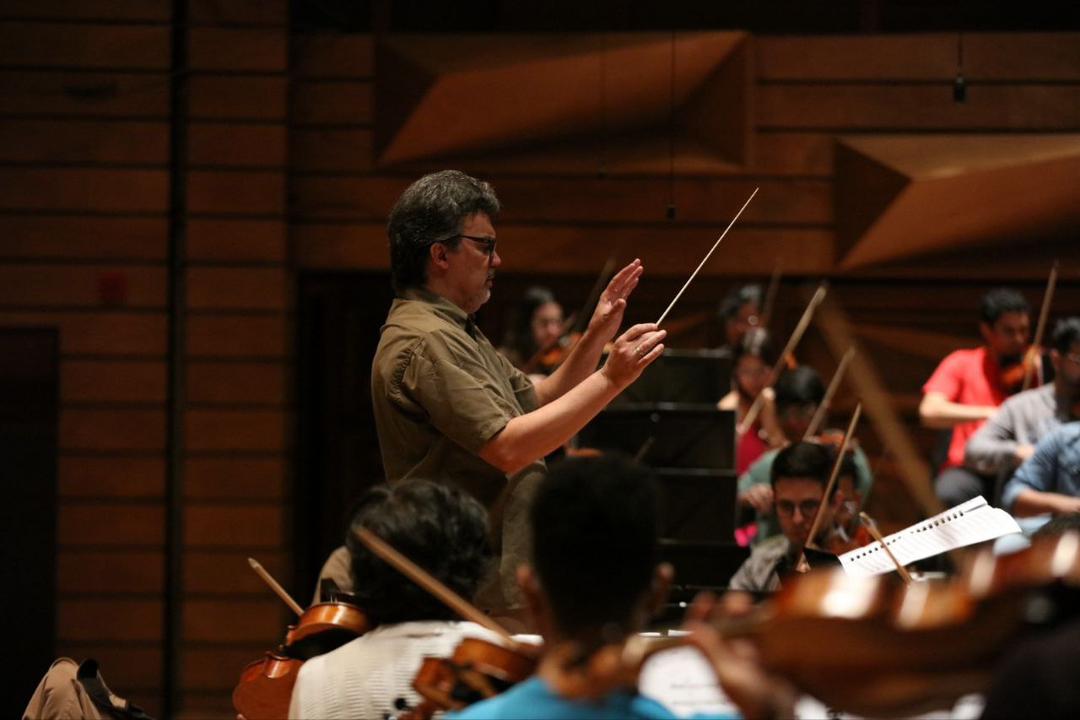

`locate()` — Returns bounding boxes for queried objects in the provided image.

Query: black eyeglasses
[447,234,497,258]
[775,499,821,518]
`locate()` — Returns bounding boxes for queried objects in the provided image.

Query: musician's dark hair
[771,441,834,495]
[387,170,500,294]
[774,366,825,411]
[345,479,493,625]
[502,286,560,362]
[718,284,763,321]
[980,288,1030,326]
[1052,317,1080,354]
[530,454,659,636]
[733,326,777,368]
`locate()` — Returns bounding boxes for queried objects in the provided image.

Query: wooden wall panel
[61,410,166,451]
[189,0,288,26]
[0,217,167,261]
[757,84,1080,130]
[1,1,170,22]
[62,360,167,403]
[58,504,164,547]
[184,505,284,548]
[0,70,170,117]
[189,123,287,167]
[0,119,169,164]
[292,81,373,125]
[185,551,289,594]
[0,23,170,69]
[59,457,165,498]
[58,599,163,641]
[189,76,287,120]
[57,551,165,594]
[0,265,166,308]
[185,457,285,500]
[187,361,286,405]
[188,28,287,72]
[188,315,288,358]
[291,35,373,78]
[187,219,286,262]
[185,409,286,452]
[0,168,169,212]
[0,312,167,355]
[188,268,287,310]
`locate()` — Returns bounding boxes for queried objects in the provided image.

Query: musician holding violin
[920,288,1045,507]
[966,317,1080,481]
[289,480,505,720]
[497,285,568,383]
[727,443,848,596]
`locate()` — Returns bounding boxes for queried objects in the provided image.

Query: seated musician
[498,285,566,383]
[716,284,763,355]
[450,454,781,720]
[289,479,503,720]
[965,317,1080,480]
[727,443,844,595]
[736,367,872,545]
[1001,421,1080,518]
[718,328,783,473]
[919,288,1037,507]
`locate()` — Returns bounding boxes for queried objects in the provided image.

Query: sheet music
[639,644,740,718]
[838,496,1022,577]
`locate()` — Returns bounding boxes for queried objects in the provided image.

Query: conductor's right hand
[601,323,666,389]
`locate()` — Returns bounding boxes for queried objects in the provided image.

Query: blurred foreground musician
[451,454,783,720]
[371,170,666,615]
[289,480,502,720]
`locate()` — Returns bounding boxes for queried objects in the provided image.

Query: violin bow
[859,512,913,584]
[656,187,759,326]
[738,283,828,436]
[759,260,783,330]
[354,527,517,644]
[1022,260,1059,392]
[248,557,305,616]
[802,347,856,442]
[798,403,862,571]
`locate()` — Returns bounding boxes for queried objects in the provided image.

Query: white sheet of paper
[838,496,1022,577]
[638,644,740,718]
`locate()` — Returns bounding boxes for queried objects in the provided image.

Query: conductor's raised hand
[601,322,666,389]
[587,259,643,344]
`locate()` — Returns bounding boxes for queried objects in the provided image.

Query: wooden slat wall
[0,2,290,718]
[182,1,290,717]
[0,3,170,715]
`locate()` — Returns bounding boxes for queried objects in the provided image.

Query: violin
[1001,260,1060,396]
[233,570,372,720]
[397,637,539,720]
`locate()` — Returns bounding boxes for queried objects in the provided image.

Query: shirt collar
[401,287,478,337]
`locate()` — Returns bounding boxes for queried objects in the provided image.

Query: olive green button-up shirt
[371,288,545,610]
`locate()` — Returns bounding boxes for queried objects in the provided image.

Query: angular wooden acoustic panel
[375,32,752,172]
[836,134,1080,269]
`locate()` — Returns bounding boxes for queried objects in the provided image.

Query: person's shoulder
[753,534,790,558]
[449,677,548,719]
[939,346,984,367]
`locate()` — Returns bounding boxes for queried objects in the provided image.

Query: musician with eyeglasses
[725,443,846,597]
[371,170,667,621]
